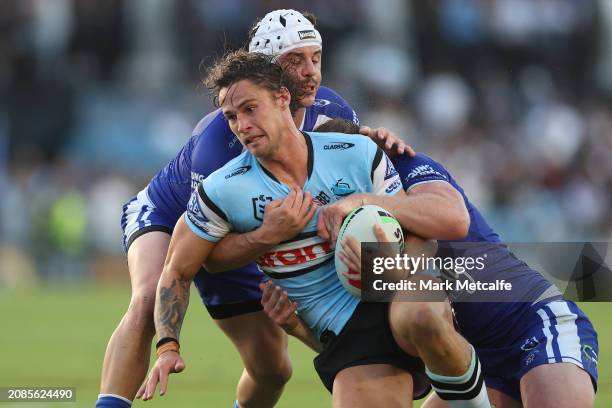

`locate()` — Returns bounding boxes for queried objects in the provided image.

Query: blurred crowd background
[1,0,612,286]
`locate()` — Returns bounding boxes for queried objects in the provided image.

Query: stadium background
[0,0,610,406]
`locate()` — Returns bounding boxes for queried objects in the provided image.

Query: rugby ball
[334,205,404,298]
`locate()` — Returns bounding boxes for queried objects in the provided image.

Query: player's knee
[245,352,293,387]
[124,291,156,335]
[392,302,450,343]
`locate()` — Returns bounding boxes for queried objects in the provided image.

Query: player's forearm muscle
[362,184,469,240]
[205,230,275,273]
[287,317,323,353]
[155,275,191,340]
[154,216,215,339]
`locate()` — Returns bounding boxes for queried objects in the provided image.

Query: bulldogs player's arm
[353,157,469,240]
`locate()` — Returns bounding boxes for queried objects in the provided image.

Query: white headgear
[248,9,322,57]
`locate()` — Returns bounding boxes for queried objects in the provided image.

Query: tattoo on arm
[156,278,191,339]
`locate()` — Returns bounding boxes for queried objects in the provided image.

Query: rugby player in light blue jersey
[314,120,598,408]
[139,50,440,407]
[97,10,413,408]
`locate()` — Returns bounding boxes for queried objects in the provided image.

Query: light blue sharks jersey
[185,131,402,339]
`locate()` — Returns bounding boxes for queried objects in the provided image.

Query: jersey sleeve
[367,141,402,196]
[393,154,451,191]
[184,181,231,242]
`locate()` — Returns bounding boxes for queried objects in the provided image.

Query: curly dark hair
[204,49,303,112]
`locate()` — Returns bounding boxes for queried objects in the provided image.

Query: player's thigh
[520,363,594,408]
[126,231,171,297]
[333,364,413,408]
[421,388,522,408]
[215,311,291,377]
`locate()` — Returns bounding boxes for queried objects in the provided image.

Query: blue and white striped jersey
[186,132,402,339]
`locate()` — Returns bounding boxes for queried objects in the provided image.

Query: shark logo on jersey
[520,336,540,351]
[225,165,252,179]
[384,155,399,180]
[405,165,447,182]
[187,193,209,232]
[252,195,273,221]
[298,30,317,40]
[331,179,355,198]
[324,142,355,151]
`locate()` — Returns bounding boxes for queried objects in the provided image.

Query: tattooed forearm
[155,277,191,340]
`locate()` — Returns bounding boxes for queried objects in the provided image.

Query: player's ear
[276,86,291,109]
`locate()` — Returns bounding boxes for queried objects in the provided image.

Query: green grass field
[0,286,609,407]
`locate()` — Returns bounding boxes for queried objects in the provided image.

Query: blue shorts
[475,300,598,401]
[121,188,265,318]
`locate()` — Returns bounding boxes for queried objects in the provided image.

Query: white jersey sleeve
[184,183,231,242]
[370,144,402,196]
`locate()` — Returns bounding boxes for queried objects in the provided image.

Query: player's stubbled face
[220,80,284,158]
[278,45,322,108]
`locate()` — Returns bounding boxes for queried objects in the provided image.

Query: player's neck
[258,127,309,188]
[292,108,306,130]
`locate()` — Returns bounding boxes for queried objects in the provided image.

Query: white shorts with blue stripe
[475,300,598,401]
[120,188,175,253]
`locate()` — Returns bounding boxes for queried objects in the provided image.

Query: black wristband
[156,337,179,349]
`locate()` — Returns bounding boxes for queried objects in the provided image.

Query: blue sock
[96,394,132,408]
[233,401,240,408]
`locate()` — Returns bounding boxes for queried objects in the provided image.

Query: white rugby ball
[334,205,404,298]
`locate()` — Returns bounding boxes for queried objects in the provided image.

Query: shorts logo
[525,352,536,366]
[331,179,354,198]
[520,336,540,351]
[225,165,252,179]
[324,142,355,151]
[582,345,598,366]
[298,30,317,40]
[252,195,273,221]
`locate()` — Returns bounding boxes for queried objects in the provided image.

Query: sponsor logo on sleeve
[405,164,447,182]
[323,142,355,151]
[384,155,399,180]
[252,195,273,221]
[225,165,252,179]
[191,171,206,190]
[385,179,401,194]
[187,193,210,232]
